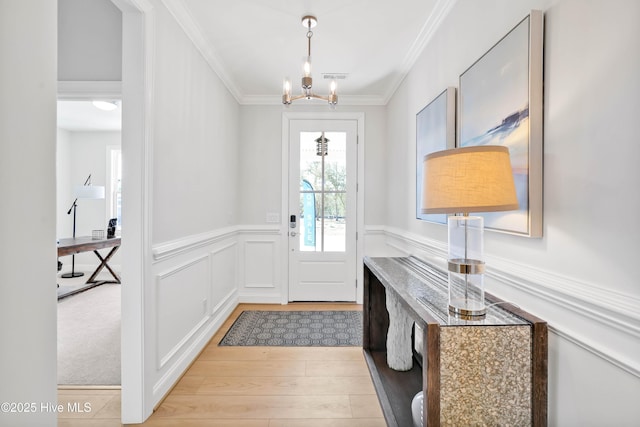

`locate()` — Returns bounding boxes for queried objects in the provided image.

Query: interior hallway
[58,303,385,426]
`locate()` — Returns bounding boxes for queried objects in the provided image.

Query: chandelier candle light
[282,16,338,107]
[421,146,518,317]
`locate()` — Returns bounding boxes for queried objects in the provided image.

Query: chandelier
[282,16,338,107]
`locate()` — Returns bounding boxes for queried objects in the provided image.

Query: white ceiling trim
[241,94,387,107]
[160,0,243,103]
[57,80,122,100]
[381,0,458,104]
[160,0,457,107]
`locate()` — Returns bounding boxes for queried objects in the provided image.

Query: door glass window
[299,131,346,252]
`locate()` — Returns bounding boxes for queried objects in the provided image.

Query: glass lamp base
[448,298,487,317]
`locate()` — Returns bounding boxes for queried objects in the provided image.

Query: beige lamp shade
[421,145,518,214]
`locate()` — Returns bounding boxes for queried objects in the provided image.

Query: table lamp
[61,174,105,278]
[421,146,518,317]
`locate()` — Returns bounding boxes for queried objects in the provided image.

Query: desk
[57,236,121,285]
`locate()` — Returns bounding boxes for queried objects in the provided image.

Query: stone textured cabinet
[363,257,547,427]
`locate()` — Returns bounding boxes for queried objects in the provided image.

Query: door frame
[56,0,152,422]
[281,112,365,304]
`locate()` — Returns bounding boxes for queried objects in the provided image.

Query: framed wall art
[458,10,543,237]
[416,87,456,224]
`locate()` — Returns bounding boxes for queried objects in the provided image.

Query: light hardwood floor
[58,303,385,427]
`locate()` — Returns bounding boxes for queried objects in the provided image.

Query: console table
[363,256,547,426]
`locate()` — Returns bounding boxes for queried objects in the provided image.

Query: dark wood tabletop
[57,236,121,257]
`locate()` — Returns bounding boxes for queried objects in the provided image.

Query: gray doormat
[219,310,363,346]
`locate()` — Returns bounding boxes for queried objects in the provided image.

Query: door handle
[289,231,297,237]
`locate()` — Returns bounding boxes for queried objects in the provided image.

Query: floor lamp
[61,174,105,278]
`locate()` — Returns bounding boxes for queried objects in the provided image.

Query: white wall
[139,0,242,416]
[58,0,122,81]
[57,130,122,269]
[151,3,240,242]
[0,1,58,426]
[49,0,640,424]
[237,104,388,301]
[56,0,242,420]
[384,0,640,425]
[238,104,387,226]
[57,128,73,238]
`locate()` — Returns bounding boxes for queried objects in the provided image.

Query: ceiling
[57,100,122,131]
[167,0,455,105]
[57,0,455,130]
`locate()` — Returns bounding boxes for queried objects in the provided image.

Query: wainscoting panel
[210,242,238,313]
[244,241,276,288]
[379,226,640,380]
[155,255,210,368]
[149,229,239,402]
[238,227,282,303]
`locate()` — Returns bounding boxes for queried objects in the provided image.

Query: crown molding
[382,0,458,104]
[160,0,457,107]
[239,94,387,106]
[160,0,243,103]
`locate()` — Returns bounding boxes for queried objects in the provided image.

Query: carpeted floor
[219,310,363,346]
[57,283,121,386]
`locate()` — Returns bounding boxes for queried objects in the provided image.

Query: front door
[288,119,358,301]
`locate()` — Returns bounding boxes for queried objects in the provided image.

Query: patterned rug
[219,310,363,347]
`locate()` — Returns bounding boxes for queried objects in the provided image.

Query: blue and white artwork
[416,87,456,224]
[459,13,542,236]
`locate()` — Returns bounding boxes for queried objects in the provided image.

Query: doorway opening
[56,98,122,387]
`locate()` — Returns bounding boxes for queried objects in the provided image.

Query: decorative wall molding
[238,227,282,301]
[549,324,640,378]
[243,240,277,289]
[242,94,387,106]
[152,287,237,397]
[236,225,282,236]
[382,0,458,104]
[487,258,640,340]
[158,0,457,107]
[209,241,237,257]
[155,254,210,369]
[160,0,242,103]
[153,226,281,262]
[382,226,448,265]
[152,226,238,261]
[377,225,640,379]
[151,228,240,401]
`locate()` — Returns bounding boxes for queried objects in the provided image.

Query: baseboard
[151,288,238,399]
[238,294,284,304]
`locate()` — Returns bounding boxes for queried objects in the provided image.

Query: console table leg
[385,289,414,371]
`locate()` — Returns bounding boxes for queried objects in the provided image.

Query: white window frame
[106,145,122,233]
